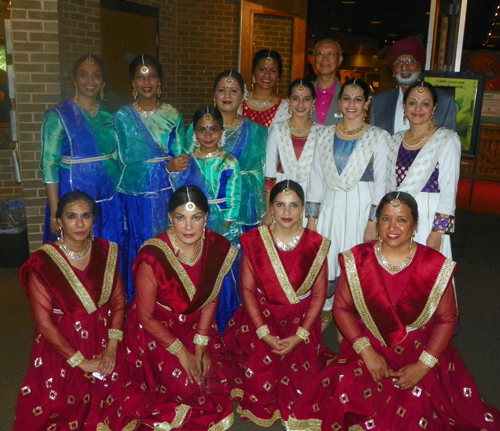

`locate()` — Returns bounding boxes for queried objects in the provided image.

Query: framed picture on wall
[424,71,485,156]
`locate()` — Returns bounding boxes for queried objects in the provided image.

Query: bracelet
[193,334,210,346]
[108,329,123,341]
[67,351,85,368]
[368,204,378,222]
[166,338,184,355]
[353,337,371,354]
[419,351,439,368]
[305,202,321,218]
[320,310,333,324]
[256,325,270,339]
[295,326,310,341]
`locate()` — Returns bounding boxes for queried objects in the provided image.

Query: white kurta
[388,127,461,260]
[308,125,391,311]
[265,120,324,206]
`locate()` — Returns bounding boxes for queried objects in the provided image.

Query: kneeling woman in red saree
[290,191,500,431]
[118,185,238,431]
[14,191,126,431]
[217,180,333,429]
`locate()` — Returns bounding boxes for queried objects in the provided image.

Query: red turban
[388,36,426,69]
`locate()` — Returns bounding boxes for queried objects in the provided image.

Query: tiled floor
[1,211,499,431]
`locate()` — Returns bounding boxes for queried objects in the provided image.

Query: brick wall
[0,149,22,202]
[253,14,294,93]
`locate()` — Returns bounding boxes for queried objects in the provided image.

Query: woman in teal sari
[114,54,187,300]
[185,70,267,231]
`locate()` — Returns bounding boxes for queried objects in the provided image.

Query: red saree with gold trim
[118,230,237,431]
[14,238,126,431]
[216,227,334,428]
[290,242,500,431]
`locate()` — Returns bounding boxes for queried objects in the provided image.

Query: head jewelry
[349,78,358,91]
[140,55,149,74]
[297,79,305,92]
[203,107,213,122]
[225,70,234,84]
[416,81,426,93]
[185,187,196,211]
[282,179,292,196]
[265,50,274,65]
[84,54,95,64]
[390,192,401,208]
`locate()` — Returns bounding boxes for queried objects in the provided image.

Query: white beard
[394,70,421,87]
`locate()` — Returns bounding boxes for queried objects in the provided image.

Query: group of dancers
[13,48,500,431]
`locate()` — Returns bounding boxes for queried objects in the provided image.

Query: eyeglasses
[393,58,418,68]
[315,51,340,58]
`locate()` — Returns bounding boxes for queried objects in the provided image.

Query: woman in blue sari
[41,54,122,244]
[185,70,267,231]
[114,54,187,300]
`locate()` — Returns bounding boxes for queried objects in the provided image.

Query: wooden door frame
[240,1,306,93]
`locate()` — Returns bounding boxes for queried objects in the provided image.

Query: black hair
[403,81,438,106]
[128,54,163,81]
[287,78,316,99]
[192,106,224,129]
[270,179,305,205]
[339,78,370,101]
[252,49,283,78]
[375,191,419,225]
[213,70,245,93]
[56,191,98,219]
[73,54,106,82]
[168,186,209,214]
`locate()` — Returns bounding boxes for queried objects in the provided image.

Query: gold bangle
[256,325,270,339]
[296,326,310,341]
[419,351,439,368]
[193,334,210,346]
[67,351,85,368]
[353,337,371,354]
[320,310,333,324]
[108,329,123,341]
[166,338,184,355]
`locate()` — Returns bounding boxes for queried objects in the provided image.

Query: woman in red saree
[14,191,126,431]
[217,180,333,429]
[118,185,238,431]
[290,191,500,431]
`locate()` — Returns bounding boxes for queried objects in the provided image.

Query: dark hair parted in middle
[213,70,245,93]
[375,191,419,226]
[403,81,438,106]
[287,79,316,99]
[128,54,163,81]
[168,186,209,214]
[270,179,305,206]
[252,49,283,78]
[56,190,98,220]
[339,78,371,101]
[192,106,224,129]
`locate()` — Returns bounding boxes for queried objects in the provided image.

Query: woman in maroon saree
[290,191,500,431]
[14,191,126,431]
[118,186,238,431]
[217,180,333,428]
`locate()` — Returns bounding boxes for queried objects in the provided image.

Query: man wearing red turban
[370,36,456,134]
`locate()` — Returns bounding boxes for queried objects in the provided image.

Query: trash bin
[0,199,30,268]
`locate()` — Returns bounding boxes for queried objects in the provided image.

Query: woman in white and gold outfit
[306,78,391,327]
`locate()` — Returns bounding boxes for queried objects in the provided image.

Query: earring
[362,108,367,122]
[270,213,276,226]
[74,85,79,102]
[251,76,255,91]
[311,104,316,113]
[59,227,64,243]
[202,222,207,240]
[213,99,217,108]
[276,80,279,94]
[297,215,304,228]
[132,88,138,100]
[156,85,161,98]
[430,115,436,126]
[90,226,94,241]
[100,83,105,100]
[403,112,407,124]
[336,107,342,116]
[287,106,292,116]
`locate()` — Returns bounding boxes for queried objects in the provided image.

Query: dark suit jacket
[370,86,457,134]
[312,79,342,126]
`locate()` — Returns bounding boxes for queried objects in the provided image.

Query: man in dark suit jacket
[311,39,343,126]
[371,36,457,134]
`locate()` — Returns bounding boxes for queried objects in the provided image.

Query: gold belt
[145,156,172,163]
[61,154,112,164]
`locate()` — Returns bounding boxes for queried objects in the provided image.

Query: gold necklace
[374,240,413,273]
[170,232,203,266]
[59,239,92,260]
[133,100,161,118]
[404,126,432,146]
[194,148,222,159]
[271,224,303,252]
[74,98,100,117]
[288,120,313,137]
[248,91,273,107]
[337,121,365,136]
[224,116,243,132]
